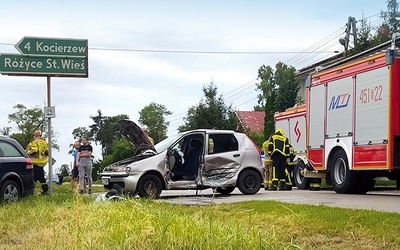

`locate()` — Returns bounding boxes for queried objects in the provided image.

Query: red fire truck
[279,47,400,194]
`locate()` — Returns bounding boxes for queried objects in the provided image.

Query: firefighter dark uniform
[284,144,295,190]
[268,128,291,191]
[26,130,49,195]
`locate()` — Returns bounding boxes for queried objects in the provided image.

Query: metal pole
[47,76,53,195]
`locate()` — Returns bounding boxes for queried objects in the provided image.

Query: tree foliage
[3,104,59,150]
[381,0,400,33]
[138,102,172,143]
[88,110,129,158]
[274,62,299,112]
[60,164,70,177]
[350,14,376,56]
[256,62,298,139]
[178,82,242,132]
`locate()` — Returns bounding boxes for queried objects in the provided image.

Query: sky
[0,1,386,174]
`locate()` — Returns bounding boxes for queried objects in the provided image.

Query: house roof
[236,111,265,132]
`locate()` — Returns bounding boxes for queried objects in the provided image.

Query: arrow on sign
[15,37,87,57]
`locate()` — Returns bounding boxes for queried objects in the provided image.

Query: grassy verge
[1,185,399,249]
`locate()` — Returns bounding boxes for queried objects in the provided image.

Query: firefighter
[284,144,296,190]
[26,130,49,195]
[262,137,276,190]
[268,128,291,191]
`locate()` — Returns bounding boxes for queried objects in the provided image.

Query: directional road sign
[15,37,87,57]
[0,53,88,77]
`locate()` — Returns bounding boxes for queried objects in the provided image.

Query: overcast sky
[0,1,386,173]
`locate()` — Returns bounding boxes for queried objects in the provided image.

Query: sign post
[0,36,88,195]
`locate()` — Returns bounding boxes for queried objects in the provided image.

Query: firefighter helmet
[275,128,284,136]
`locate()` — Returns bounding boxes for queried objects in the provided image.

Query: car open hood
[120,119,156,152]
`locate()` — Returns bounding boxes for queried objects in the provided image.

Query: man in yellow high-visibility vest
[26,130,49,195]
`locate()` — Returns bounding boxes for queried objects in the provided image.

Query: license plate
[102,178,109,185]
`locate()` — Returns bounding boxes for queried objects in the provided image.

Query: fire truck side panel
[275,118,290,142]
[354,67,389,145]
[307,149,323,168]
[289,115,307,154]
[275,112,307,154]
[353,144,387,169]
[308,84,325,149]
[307,83,325,169]
[326,76,353,138]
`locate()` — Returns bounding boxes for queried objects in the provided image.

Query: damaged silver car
[100,119,264,198]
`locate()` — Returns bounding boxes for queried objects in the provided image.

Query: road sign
[44,106,56,118]
[15,37,87,57]
[0,53,88,77]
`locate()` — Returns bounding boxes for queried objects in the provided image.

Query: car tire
[137,174,162,199]
[237,169,262,195]
[216,186,235,195]
[0,180,20,202]
[294,160,311,190]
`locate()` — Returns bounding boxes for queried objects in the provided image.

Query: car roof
[179,129,239,135]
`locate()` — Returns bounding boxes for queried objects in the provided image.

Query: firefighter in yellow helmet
[267,128,291,191]
[262,136,275,190]
[26,130,49,195]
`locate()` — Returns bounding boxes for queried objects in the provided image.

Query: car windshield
[154,134,181,153]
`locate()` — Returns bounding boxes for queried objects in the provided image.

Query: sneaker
[88,189,92,194]
[79,190,84,194]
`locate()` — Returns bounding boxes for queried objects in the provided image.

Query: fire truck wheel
[294,160,310,190]
[331,150,358,194]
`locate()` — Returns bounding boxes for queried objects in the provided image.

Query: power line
[0,42,336,55]
[90,47,336,54]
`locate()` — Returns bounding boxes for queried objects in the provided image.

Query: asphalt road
[154,187,400,214]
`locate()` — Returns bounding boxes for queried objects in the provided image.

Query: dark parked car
[0,136,34,202]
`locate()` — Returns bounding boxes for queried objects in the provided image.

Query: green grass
[1,184,400,250]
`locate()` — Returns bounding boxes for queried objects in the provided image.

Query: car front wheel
[237,169,262,195]
[0,180,20,203]
[137,174,162,199]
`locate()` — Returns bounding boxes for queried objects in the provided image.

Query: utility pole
[339,16,357,55]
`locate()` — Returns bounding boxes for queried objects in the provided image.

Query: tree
[60,164,70,177]
[256,62,298,139]
[381,0,400,34]
[5,104,59,150]
[71,127,90,142]
[256,65,276,139]
[178,82,241,132]
[88,110,129,158]
[274,62,299,112]
[94,138,134,179]
[138,102,172,143]
[373,23,391,44]
[349,13,375,56]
